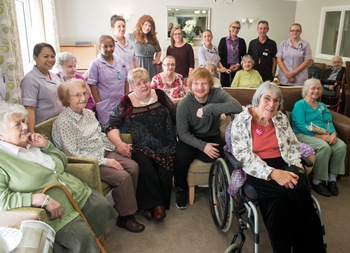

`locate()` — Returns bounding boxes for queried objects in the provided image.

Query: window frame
[316,5,350,62]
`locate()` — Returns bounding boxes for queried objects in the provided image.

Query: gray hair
[56,52,77,72]
[302,78,322,98]
[203,61,217,73]
[0,103,28,134]
[252,81,284,111]
[241,55,254,66]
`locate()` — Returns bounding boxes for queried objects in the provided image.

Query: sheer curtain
[0,0,23,103]
[42,0,60,54]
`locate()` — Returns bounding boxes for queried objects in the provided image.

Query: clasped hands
[116,142,133,158]
[316,132,337,145]
[269,169,299,189]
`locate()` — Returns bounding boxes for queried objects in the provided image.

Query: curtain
[42,0,60,54]
[0,0,23,103]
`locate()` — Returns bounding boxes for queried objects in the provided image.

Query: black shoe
[328,181,339,196]
[176,187,188,210]
[116,216,145,232]
[312,182,332,197]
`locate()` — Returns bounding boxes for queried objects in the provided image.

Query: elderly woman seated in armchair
[231,82,325,252]
[0,103,116,253]
[52,79,144,232]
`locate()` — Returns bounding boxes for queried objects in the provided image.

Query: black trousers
[174,134,225,190]
[246,157,325,253]
[220,71,237,87]
[132,151,173,210]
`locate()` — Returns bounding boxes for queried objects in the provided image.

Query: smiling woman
[20,43,63,133]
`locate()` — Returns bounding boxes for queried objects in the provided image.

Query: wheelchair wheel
[209,158,234,232]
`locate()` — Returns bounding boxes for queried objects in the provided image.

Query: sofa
[223,86,350,176]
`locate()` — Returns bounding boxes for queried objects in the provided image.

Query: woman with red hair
[127,15,161,79]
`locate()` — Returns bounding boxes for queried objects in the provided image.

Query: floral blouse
[151,73,187,99]
[105,89,176,170]
[231,106,302,180]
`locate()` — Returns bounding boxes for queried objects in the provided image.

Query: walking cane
[42,183,107,253]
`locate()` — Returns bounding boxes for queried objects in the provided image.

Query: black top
[218,36,246,69]
[248,37,277,82]
[320,67,346,83]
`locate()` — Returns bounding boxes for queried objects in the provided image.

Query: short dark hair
[110,15,125,28]
[99,35,114,45]
[33,43,55,57]
[257,20,269,28]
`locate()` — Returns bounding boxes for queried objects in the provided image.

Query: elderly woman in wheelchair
[228,82,325,252]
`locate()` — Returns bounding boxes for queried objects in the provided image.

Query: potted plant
[182,20,196,44]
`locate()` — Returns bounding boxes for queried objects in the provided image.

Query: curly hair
[134,15,159,51]
[187,67,214,91]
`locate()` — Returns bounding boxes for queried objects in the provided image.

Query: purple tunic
[113,35,136,74]
[87,54,127,124]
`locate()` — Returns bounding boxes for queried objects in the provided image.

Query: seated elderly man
[0,103,116,253]
[320,56,346,90]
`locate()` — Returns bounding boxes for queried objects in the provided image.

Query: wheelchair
[208,152,327,253]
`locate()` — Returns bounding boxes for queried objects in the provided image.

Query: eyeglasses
[173,33,182,36]
[231,26,241,30]
[163,63,175,67]
[290,30,301,33]
[262,96,280,105]
[70,91,89,98]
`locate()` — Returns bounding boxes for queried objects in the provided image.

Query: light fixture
[215,0,234,4]
[202,10,207,14]
[194,10,200,14]
[123,14,131,21]
[241,18,254,25]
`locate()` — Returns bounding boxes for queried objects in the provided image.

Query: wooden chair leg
[189,186,195,205]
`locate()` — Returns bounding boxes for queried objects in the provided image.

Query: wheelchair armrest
[301,156,313,168]
[224,151,242,170]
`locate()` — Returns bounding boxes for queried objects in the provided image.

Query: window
[316,6,350,61]
[15,0,32,74]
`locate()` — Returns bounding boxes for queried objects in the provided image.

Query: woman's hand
[106,158,124,170]
[116,142,132,158]
[45,198,63,220]
[269,169,299,189]
[27,133,48,148]
[230,63,240,72]
[285,71,295,79]
[315,133,337,145]
[204,143,220,159]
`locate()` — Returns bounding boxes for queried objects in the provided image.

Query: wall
[295,0,349,65]
[54,0,297,54]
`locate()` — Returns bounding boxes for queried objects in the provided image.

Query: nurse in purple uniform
[110,15,139,74]
[21,43,63,133]
[88,35,128,125]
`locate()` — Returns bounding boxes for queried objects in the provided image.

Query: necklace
[139,97,154,105]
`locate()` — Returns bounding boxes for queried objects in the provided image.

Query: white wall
[55,0,297,54]
[295,0,349,65]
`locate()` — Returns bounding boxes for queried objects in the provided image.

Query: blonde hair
[170,26,183,49]
[128,68,150,87]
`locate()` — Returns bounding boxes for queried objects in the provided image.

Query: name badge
[263,52,268,56]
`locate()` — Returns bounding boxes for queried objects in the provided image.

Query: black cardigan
[218,36,247,69]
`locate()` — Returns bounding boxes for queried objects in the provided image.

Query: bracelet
[116,141,123,147]
[41,195,51,209]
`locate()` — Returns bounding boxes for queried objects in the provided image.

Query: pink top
[249,108,281,159]
[151,73,187,99]
[56,73,95,111]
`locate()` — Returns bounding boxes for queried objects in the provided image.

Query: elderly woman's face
[68,85,88,114]
[62,60,77,80]
[0,113,28,148]
[257,90,280,120]
[205,66,215,77]
[242,58,253,71]
[305,83,322,101]
[132,78,151,99]
[163,58,176,75]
